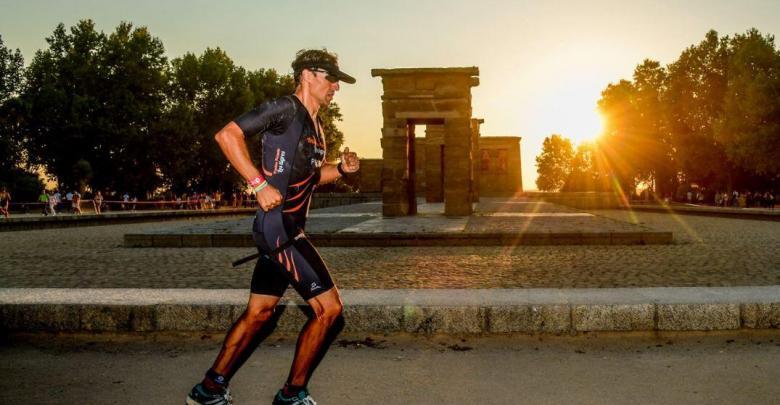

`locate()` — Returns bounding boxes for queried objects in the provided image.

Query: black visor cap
[313,63,356,84]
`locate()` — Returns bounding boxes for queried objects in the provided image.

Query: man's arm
[214,122,282,211]
[318,147,360,184]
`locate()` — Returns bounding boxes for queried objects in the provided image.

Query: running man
[186,48,358,405]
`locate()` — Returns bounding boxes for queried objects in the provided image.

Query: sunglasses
[309,68,339,83]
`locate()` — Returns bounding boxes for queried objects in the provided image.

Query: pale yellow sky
[2,0,779,189]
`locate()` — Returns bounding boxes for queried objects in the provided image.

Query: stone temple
[356,67,522,216]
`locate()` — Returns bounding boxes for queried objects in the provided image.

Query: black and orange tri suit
[234,95,334,300]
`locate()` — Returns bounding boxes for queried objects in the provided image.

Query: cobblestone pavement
[1,208,777,289]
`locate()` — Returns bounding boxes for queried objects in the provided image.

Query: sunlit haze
[2,0,779,189]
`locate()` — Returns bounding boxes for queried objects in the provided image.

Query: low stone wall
[310,192,381,209]
[524,192,625,209]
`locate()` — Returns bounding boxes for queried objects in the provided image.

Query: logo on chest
[305,135,325,168]
[274,148,287,174]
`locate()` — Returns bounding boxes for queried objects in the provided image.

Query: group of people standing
[174,191,222,210]
[714,190,776,209]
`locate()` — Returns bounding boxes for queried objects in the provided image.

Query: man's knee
[244,305,275,325]
[314,299,343,322]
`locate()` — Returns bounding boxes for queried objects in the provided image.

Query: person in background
[47,189,57,216]
[0,186,10,219]
[72,191,82,215]
[93,191,104,214]
[38,190,49,215]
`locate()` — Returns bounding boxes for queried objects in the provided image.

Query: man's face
[307,68,340,106]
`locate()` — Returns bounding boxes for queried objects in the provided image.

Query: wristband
[337,162,347,177]
[252,181,268,193]
[247,176,265,188]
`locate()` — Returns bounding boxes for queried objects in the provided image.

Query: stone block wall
[478,136,523,196]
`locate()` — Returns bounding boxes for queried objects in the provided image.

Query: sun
[534,80,606,146]
[561,103,605,145]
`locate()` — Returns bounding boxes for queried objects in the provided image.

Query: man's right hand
[256,184,283,211]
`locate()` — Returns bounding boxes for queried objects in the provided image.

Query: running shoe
[272,388,317,405]
[186,383,233,405]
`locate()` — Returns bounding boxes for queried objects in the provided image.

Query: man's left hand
[340,147,360,173]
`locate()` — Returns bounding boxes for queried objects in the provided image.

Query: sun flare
[531,75,607,147]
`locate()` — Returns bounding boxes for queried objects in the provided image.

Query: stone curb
[123,231,674,248]
[623,205,780,221]
[2,287,778,334]
[0,209,257,232]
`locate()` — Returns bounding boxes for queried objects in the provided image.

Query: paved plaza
[0,205,777,289]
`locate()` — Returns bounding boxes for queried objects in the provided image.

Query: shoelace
[293,391,316,405]
[300,397,316,405]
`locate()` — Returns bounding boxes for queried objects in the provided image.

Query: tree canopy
[1,20,346,198]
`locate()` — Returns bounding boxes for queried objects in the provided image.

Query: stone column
[443,117,473,216]
[470,118,483,203]
[380,119,411,216]
[424,125,445,203]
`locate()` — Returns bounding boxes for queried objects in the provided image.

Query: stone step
[2,287,777,334]
[124,231,673,247]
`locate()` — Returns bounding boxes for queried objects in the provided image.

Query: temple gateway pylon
[371,67,479,217]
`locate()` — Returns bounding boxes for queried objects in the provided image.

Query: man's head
[292,48,355,86]
[292,48,355,106]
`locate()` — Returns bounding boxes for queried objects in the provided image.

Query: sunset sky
[2,0,779,189]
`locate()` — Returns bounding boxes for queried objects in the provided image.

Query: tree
[0,34,26,177]
[665,30,733,189]
[0,35,24,102]
[715,29,780,178]
[0,34,43,199]
[22,21,105,188]
[596,79,641,193]
[95,22,168,194]
[319,103,345,161]
[632,60,675,196]
[160,48,272,194]
[597,60,677,196]
[562,142,612,192]
[535,134,574,191]
[21,20,168,194]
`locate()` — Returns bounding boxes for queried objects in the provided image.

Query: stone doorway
[371,67,480,217]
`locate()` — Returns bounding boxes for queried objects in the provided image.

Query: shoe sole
[186,394,231,405]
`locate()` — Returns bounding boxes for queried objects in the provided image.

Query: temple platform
[124,197,673,247]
